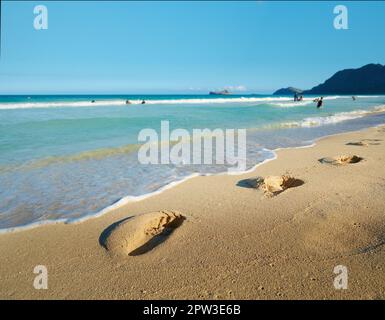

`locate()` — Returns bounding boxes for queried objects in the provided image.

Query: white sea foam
[271,100,314,107]
[268,96,352,107]
[0,96,335,110]
[0,97,290,110]
[278,105,385,128]
[0,150,277,234]
[1,95,382,110]
[356,95,382,98]
[0,100,127,109]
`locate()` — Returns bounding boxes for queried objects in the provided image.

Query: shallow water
[0,94,385,231]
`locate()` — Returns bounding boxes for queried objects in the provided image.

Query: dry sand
[1,125,385,300]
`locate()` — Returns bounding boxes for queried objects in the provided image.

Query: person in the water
[317,97,323,108]
[141,100,146,104]
[352,96,356,101]
[125,100,131,105]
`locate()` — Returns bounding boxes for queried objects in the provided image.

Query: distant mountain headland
[273,87,303,96]
[273,64,385,95]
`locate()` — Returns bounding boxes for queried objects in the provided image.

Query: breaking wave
[272,105,385,128]
[0,95,353,110]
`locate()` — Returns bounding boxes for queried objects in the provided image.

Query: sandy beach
[1,124,385,300]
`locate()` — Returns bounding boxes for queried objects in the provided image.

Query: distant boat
[209,89,230,95]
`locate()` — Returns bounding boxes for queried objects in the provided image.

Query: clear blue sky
[1,1,385,94]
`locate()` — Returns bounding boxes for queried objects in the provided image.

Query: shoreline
[1,119,384,235]
[1,123,385,299]
[1,101,385,234]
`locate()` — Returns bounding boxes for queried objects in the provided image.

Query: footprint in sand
[99,210,185,256]
[319,155,363,166]
[346,141,369,147]
[298,202,385,257]
[363,139,382,145]
[347,139,381,146]
[238,175,304,197]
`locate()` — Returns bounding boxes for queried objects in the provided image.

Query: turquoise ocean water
[1,94,385,231]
